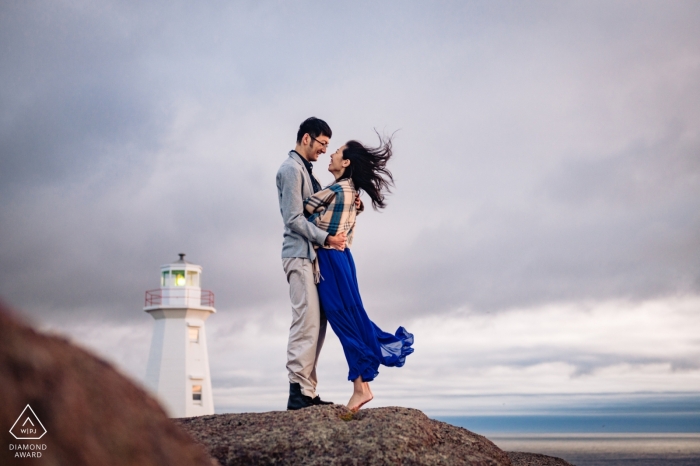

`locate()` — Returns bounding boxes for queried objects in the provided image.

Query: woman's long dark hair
[339,131,395,210]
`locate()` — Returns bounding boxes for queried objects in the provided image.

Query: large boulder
[507,451,574,466]
[177,405,514,465]
[0,303,214,466]
[177,407,575,465]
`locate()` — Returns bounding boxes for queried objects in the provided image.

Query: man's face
[303,133,330,162]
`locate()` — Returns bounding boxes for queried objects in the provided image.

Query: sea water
[436,415,700,465]
[490,433,700,466]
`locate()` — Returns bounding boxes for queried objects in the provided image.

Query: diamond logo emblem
[9,405,47,440]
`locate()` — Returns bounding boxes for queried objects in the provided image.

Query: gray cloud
[1,0,699,329]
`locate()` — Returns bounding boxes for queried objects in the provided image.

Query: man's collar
[291,150,313,171]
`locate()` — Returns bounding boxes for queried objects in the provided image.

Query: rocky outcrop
[0,303,213,466]
[507,451,574,466]
[177,406,576,466]
[177,405,513,465]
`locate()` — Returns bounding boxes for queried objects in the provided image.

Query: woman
[304,134,414,412]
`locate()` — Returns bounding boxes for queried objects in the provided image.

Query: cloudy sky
[1,0,699,417]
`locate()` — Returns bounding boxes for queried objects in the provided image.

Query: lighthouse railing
[145,289,215,307]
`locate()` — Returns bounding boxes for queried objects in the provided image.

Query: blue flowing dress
[305,179,414,382]
[316,247,414,382]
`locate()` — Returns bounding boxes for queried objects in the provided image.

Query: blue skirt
[316,248,414,382]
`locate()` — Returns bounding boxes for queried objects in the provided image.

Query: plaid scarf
[304,178,363,249]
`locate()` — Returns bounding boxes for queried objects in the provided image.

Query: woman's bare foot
[347,377,373,412]
[347,393,371,413]
[364,382,373,402]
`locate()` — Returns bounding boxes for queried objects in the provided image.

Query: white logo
[9,405,47,440]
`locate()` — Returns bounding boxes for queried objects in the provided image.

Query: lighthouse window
[188,326,200,343]
[173,270,186,287]
[192,385,202,402]
[186,271,199,287]
[161,271,169,287]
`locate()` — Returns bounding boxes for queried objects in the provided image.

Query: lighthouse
[144,254,216,417]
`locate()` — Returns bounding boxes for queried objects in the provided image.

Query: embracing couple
[276,117,414,412]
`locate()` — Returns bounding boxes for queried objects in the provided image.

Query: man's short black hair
[296,117,332,144]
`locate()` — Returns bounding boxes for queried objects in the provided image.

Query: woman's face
[328,145,350,179]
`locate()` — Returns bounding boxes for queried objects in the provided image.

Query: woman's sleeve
[304,187,336,216]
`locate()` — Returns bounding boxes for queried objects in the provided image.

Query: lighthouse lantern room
[144,253,216,417]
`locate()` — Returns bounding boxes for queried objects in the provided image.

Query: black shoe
[311,395,334,406]
[287,383,314,410]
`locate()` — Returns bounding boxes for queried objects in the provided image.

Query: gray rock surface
[178,406,577,465]
[177,405,513,465]
[0,303,213,466]
[507,451,574,466]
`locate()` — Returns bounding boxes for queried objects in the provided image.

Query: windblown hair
[339,132,395,210]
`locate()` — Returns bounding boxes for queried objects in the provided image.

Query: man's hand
[325,231,347,250]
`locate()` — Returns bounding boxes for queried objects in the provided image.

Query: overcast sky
[1,0,699,417]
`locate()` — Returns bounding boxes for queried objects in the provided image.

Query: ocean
[437,415,700,465]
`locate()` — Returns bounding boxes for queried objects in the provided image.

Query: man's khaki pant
[282,257,327,398]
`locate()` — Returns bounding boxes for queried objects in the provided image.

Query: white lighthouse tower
[144,253,216,417]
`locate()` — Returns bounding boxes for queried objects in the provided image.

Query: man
[276,117,347,410]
